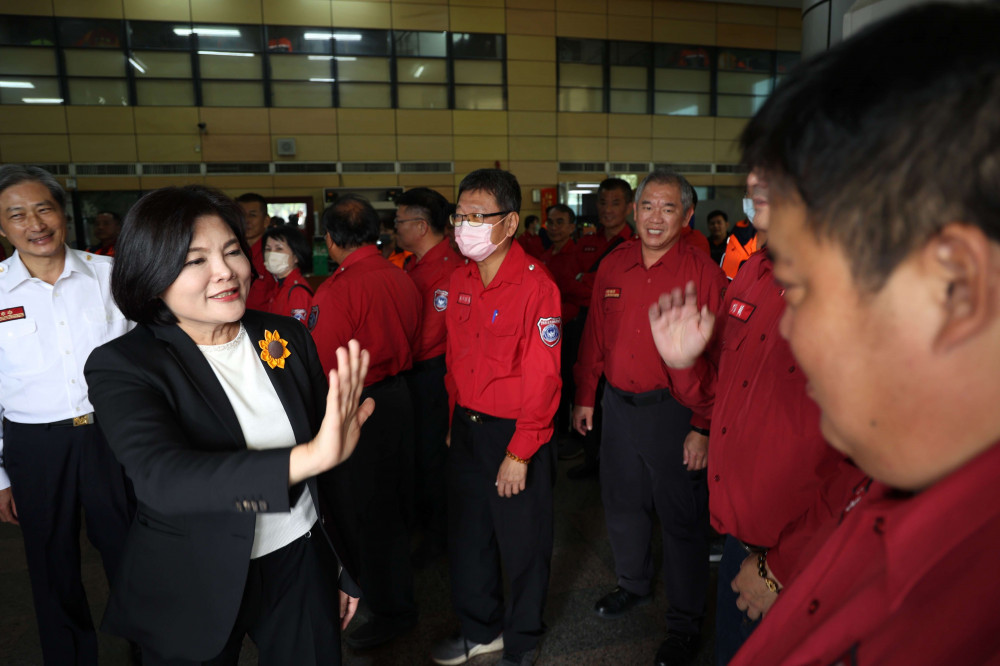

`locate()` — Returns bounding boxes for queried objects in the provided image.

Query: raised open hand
[648,281,716,369]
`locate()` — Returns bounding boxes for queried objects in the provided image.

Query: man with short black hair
[236,192,277,310]
[87,210,122,256]
[706,210,728,265]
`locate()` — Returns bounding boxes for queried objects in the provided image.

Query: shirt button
[873,516,885,534]
[65,349,71,354]
[742,380,748,388]
[760,334,766,341]
[714,474,720,482]
[721,427,727,434]
[71,379,76,384]
[808,599,820,614]
[59,321,65,325]
[788,366,796,373]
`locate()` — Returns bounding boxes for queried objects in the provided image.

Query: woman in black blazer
[84,185,373,665]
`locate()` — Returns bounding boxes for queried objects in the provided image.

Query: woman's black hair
[262,224,312,274]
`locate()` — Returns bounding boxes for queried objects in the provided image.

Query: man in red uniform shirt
[236,192,277,310]
[311,194,422,650]
[394,187,464,566]
[431,169,561,666]
[649,169,866,664]
[573,170,728,666]
[722,5,1000,663]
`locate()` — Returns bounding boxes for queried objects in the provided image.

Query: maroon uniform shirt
[670,251,866,581]
[517,232,545,260]
[574,236,727,430]
[731,440,1000,665]
[539,240,591,322]
[574,225,637,312]
[310,245,421,385]
[444,241,561,461]
[404,238,464,362]
[262,267,313,326]
[246,238,278,312]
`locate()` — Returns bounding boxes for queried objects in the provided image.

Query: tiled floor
[0,457,718,665]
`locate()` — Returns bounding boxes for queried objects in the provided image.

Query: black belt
[4,413,95,429]
[607,384,672,408]
[459,406,504,425]
[739,539,767,554]
[409,354,445,373]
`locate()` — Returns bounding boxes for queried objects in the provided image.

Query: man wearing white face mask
[719,175,765,280]
[432,169,561,666]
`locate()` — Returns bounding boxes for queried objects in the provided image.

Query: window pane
[202,81,264,106]
[266,25,332,54]
[272,81,332,107]
[0,16,55,46]
[559,63,602,88]
[558,38,603,65]
[338,82,391,108]
[718,48,773,73]
[454,60,502,85]
[455,85,504,110]
[128,21,192,49]
[716,94,767,117]
[397,84,447,109]
[68,78,128,106]
[394,31,447,57]
[452,33,503,59]
[131,51,191,78]
[0,77,61,104]
[610,65,646,90]
[199,52,262,79]
[654,91,709,116]
[654,69,710,93]
[717,71,772,96]
[397,58,447,84]
[270,54,333,80]
[655,44,711,69]
[192,25,261,52]
[59,18,123,48]
[558,87,603,112]
[610,41,650,67]
[336,57,390,82]
[0,47,57,75]
[64,49,126,77]
[610,89,647,114]
[333,30,390,56]
[136,79,195,105]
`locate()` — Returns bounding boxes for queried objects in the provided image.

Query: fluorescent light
[569,189,594,194]
[304,32,334,40]
[335,56,357,61]
[308,55,333,60]
[128,57,146,73]
[309,78,336,82]
[0,81,34,88]
[333,33,362,41]
[576,183,600,188]
[174,27,241,37]
[23,98,63,104]
[413,65,425,78]
[198,50,254,57]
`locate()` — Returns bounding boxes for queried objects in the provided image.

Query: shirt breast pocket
[602,297,625,314]
[0,318,43,377]
[722,324,748,353]
[483,321,519,365]
[83,307,128,340]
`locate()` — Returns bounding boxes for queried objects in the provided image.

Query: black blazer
[84,309,357,661]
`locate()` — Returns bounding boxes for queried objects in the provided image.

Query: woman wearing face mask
[262,225,314,325]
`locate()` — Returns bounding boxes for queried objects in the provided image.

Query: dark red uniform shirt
[732,440,1000,665]
[681,226,711,257]
[670,251,867,580]
[574,236,727,430]
[539,240,591,321]
[404,238,465,362]
[310,244,421,385]
[262,267,313,326]
[517,233,545,260]
[445,241,562,460]
[574,225,637,313]
[246,238,278,311]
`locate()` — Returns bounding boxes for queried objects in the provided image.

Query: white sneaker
[430,632,504,665]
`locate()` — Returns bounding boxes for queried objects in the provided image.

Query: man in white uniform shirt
[0,165,134,665]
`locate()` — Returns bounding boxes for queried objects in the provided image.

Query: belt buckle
[467,411,482,424]
[72,414,93,427]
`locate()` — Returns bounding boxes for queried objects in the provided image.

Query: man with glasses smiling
[433,169,561,666]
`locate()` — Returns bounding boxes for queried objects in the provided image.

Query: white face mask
[742,197,756,224]
[264,251,292,276]
[454,221,500,262]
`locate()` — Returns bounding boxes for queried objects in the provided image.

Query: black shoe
[654,631,699,666]
[567,460,598,480]
[345,614,417,650]
[593,586,652,619]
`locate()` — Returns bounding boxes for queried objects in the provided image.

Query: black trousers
[447,407,555,656]
[142,528,342,666]
[3,418,134,666]
[327,375,416,621]
[599,384,710,636]
[403,355,449,545]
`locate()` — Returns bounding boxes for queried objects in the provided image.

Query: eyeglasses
[393,216,425,228]
[449,211,511,227]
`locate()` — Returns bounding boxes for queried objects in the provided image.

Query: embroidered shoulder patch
[457,293,472,306]
[433,289,448,312]
[537,316,562,347]
[0,307,25,323]
[291,308,307,322]
[727,299,755,322]
[604,287,621,299]
[307,304,320,331]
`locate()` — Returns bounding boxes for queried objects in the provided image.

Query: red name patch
[0,307,25,323]
[604,288,621,299]
[728,299,755,322]
[457,293,472,306]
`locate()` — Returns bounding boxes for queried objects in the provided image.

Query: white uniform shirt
[0,248,132,489]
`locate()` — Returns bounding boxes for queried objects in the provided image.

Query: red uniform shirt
[246,238,278,311]
[444,241,562,460]
[670,251,866,580]
[681,226,711,257]
[404,238,465,362]
[573,224,637,317]
[574,236,727,430]
[517,233,545,260]
[732,440,1000,666]
[539,240,591,321]
[310,244,421,385]
[262,267,313,326]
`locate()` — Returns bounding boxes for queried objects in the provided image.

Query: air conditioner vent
[399,161,453,173]
[341,162,396,174]
[274,162,339,174]
[204,162,271,174]
[558,161,606,173]
[141,163,203,175]
[75,163,138,176]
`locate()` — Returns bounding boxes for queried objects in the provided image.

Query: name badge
[728,299,755,322]
[0,307,25,323]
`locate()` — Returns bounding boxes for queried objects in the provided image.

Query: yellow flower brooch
[259,330,291,369]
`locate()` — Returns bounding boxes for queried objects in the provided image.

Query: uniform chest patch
[604,287,621,299]
[457,293,472,306]
[307,305,320,331]
[583,246,597,252]
[433,289,448,312]
[0,307,25,323]
[728,299,755,322]
[537,316,562,347]
[291,308,307,322]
